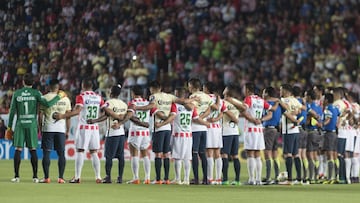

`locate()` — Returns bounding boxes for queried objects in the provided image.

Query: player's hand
[65,132,69,140]
[111,120,121,129]
[155,122,163,128]
[5,127,13,140]
[58,90,67,99]
[53,112,64,120]
[87,119,94,124]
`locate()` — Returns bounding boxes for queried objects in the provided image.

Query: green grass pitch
[1,159,360,203]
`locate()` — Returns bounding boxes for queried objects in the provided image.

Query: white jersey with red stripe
[244,95,271,128]
[75,91,105,127]
[352,102,360,120]
[128,97,151,133]
[334,99,352,131]
[171,103,199,134]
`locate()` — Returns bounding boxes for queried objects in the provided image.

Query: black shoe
[102,176,112,183]
[116,177,122,184]
[190,179,199,185]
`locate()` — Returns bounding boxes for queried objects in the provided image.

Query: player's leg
[12,127,26,181]
[54,132,66,183]
[231,135,241,184]
[163,130,172,183]
[293,133,302,183]
[174,159,182,183]
[140,135,151,183]
[41,132,53,182]
[26,128,39,182]
[214,148,222,184]
[89,130,101,182]
[263,128,274,183]
[221,136,231,184]
[152,131,164,183]
[103,136,116,182]
[71,129,88,182]
[129,143,140,181]
[183,159,191,185]
[283,133,294,182]
[337,138,346,183]
[116,135,126,183]
[191,132,201,184]
[206,148,214,183]
[199,131,208,184]
[246,150,256,184]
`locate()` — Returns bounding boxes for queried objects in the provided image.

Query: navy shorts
[104,135,125,159]
[192,131,207,154]
[152,130,171,153]
[283,133,299,155]
[337,138,346,155]
[221,135,239,156]
[41,132,66,151]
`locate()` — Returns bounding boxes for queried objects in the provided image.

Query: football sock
[14,149,21,177]
[164,158,170,180]
[334,158,339,179]
[285,157,293,181]
[328,160,334,180]
[294,157,301,181]
[274,158,280,179]
[57,150,66,179]
[143,156,151,180]
[247,157,255,183]
[105,153,113,177]
[30,150,38,178]
[314,160,320,178]
[192,153,199,180]
[302,158,308,179]
[215,157,222,181]
[131,156,139,179]
[233,158,241,181]
[308,159,314,180]
[75,151,85,179]
[351,157,359,178]
[184,160,191,182]
[91,152,101,179]
[255,157,262,182]
[338,156,345,181]
[199,152,207,181]
[174,159,181,181]
[42,150,50,179]
[345,158,352,180]
[222,157,229,181]
[207,157,214,181]
[155,157,162,181]
[265,159,271,180]
[319,155,324,176]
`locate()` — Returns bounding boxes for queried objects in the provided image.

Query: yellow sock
[274,158,280,170]
[315,160,320,168]
[303,158,309,169]
[334,159,339,168]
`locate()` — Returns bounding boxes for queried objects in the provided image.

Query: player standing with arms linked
[39,79,71,184]
[55,78,106,183]
[6,73,64,183]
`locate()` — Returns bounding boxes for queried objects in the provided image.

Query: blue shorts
[41,132,66,151]
[337,138,346,155]
[283,133,299,155]
[104,135,125,159]
[152,130,171,153]
[192,131,207,153]
[221,135,239,156]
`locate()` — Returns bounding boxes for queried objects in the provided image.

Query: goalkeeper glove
[5,127,13,140]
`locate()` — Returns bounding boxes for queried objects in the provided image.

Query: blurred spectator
[0,118,6,139]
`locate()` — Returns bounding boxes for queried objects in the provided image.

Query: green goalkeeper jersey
[8,87,60,129]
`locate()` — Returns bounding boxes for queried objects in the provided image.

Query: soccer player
[333,87,353,184]
[87,85,128,184]
[39,79,71,184]
[243,82,272,185]
[126,85,154,184]
[203,82,226,185]
[305,89,323,184]
[292,86,308,184]
[221,84,242,185]
[278,84,303,185]
[322,93,340,184]
[55,78,106,183]
[7,73,63,183]
[187,78,214,184]
[262,86,281,184]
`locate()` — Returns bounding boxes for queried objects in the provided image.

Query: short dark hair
[23,73,34,86]
[82,78,93,89]
[204,81,217,94]
[175,87,187,98]
[131,85,143,96]
[264,86,276,97]
[292,86,302,97]
[225,83,239,97]
[148,80,161,89]
[245,82,255,94]
[307,89,317,100]
[324,93,334,103]
[188,78,202,90]
[281,84,293,94]
[313,84,324,94]
[110,84,122,97]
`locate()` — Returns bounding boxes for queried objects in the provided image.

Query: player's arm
[65,110,71,139]
[224,110,239,123]
[7,95,17,130]
[241,111,261,125]
[225,97,247,112]
[200,106,211,119]
[37,91,62,107]
[87,114,108,124]
[130,115,150,128]
[261,110,273,122]
[55,105,82,120]
[103,107,125,121]
[155,112,176,128]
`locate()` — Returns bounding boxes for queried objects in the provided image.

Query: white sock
[247,157,255,183]
[207,157,214,181]
[255,157,262,182]
[215,157,222,181]
[184,160,191,183]
[131,156,139,179]
[345,158,352,180]
[143,156,151,180]
[174,159,182,181]
[318,155,324,175]
[352,157,359,177]
[75,152,85,179]
[91,153,101,179]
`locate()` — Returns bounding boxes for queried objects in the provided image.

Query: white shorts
[206,127,223,148]
[345,129,356,152]
[128,130,151,150]
[75,125,100,150]
[244,127,265,150]
[171,132,193,160]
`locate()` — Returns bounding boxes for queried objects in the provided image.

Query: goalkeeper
[6,73,65,183]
